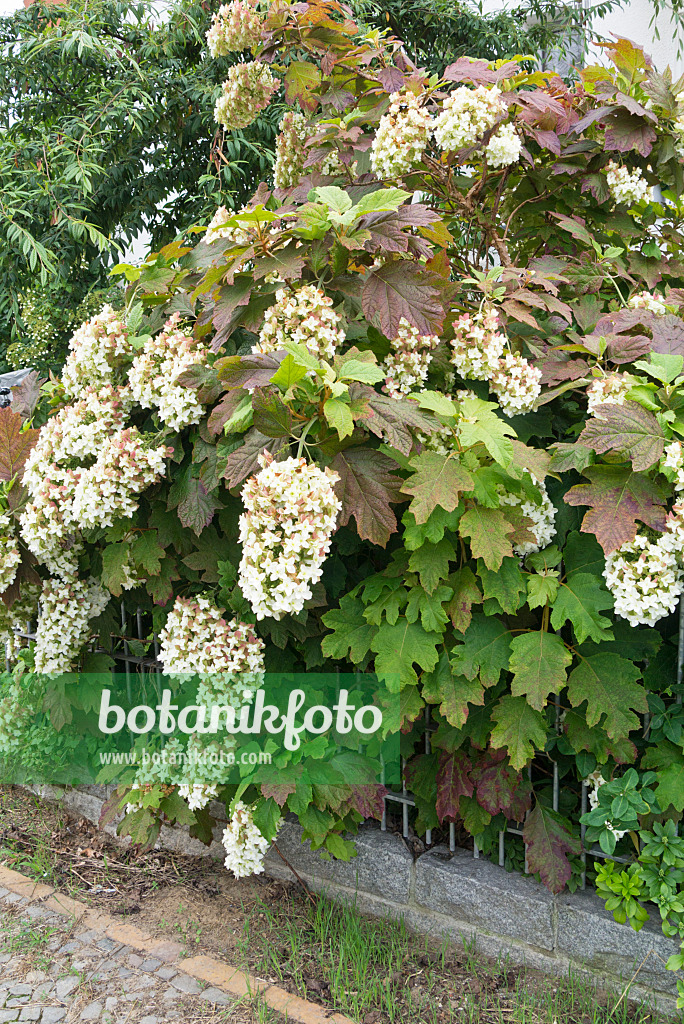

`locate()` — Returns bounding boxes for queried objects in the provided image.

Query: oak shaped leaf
[565,464,667,554]
[509,631,571,711]
[579,400,666,471]
[362,260,444,337]
[402,452,474,524]
[523,804,580,893]
[459,506,515,570]
[550,573,613,644]
[471,748,531,820]
[450,613,511,687]
[0,407,39,482]
[370,619,440,690]
[566,653,647,740]
[490,695,548,770]
[331,448,404,547]
[422,650,485,729]
[436,750,474,823]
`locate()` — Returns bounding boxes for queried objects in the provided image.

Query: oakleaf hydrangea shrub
[5,2,684,997]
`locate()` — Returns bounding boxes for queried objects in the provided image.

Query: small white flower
[222,800,281,878]
[255,285,345,361]
[605,161,650,206]
[371,90,432,178]
[214,62,277,131]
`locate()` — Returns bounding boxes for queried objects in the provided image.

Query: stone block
[264,821,413,904]
[556,889,679,994]
[414,847,555,952]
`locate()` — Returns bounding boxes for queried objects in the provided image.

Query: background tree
[0,0,627,370]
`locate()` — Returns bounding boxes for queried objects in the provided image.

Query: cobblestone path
[0,886,271,1024]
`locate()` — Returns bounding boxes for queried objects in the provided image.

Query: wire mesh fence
[12,595,684,892]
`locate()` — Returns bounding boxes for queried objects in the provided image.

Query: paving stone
[154,967,176,981]
[104,998,118,1012]
[55,943,81,955]
[170,975,202,995]
[80,1002,103,1021]
[95,939,118,954]
[116,969,132,980]
[18,1008,40,1021]
[23,974,46,985]
[125,955,143,969]
[4,1002,28,1010]
[0,888,10,898]
[40,1011,66,1024]
[199,987,232,1006]
[7,990,31,999]
[0,1011,19,1023]
[138,959,161,973]
[139,1017,160,1024]
[54,977,79,1001]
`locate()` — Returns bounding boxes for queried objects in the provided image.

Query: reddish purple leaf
[331,448,404,547]
[362,260,444,338]
[523,803,580,893]
[435,750,474,824]
[472,749,532,821]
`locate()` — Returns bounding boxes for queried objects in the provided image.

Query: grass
[236,889,667,1024]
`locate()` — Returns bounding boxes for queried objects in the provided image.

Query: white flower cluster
[663,441,684,491]
[274,111,308,189]
[23,386,130,495]
[603,509,684,627]
[159,595,264,705]
[222,800,280,878]
[383,317,439,398]
[585,771,627,841]
[673,115,684,157]
[371,90,432,178]
[61,306,131,398]
[433,85,504,153]
[586,374,633,416]
[491,352,541,416]
[627,290,668,315]
[498,474,556,556]
[0,513,21,596]
[450,308,506,380]
[129,315,209,430]
[20,467,83,580]
[178,783,220,812]
[485,122,522,169]
[205,205,251,246]
[239,453,341,620]
[605,161,651,206]
[214,62,277,131]
[71,428,171,531]
[255,284,345,361]
[0,585,39,661]
[34,578,108,674]
[206,0,262,56]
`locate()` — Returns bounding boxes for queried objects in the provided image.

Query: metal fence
[14,597,684,892]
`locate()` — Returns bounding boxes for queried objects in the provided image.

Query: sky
[0,0,21,14]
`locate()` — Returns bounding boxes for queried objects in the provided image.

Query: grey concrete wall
[27,785,678,1012]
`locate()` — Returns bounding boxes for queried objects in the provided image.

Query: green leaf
[579,400,666,471]
[478,557,525,614]
[458,398,515,467]
[353,188,412,216]
[321,595,377,662]
[405,585,452,632]
[131,531,165,576]
[314,186,353,213]
[563,530,605,578]
[101,543,132,597]
[408,538,457,593]
[422,650,485,728]
[284,60,322,110]
[491,695,548,770]
[447,567,482,633]
[509,631,571,711]
[451,614,511,687]
[523,804,580,893]
[371,620,440,690]
[526,573,559,609]
[567,654,647,739]
[336,358,385,384]
[271,354,308,390]
[364,583,408,626]
[633,352,683,384]
[642,741,684,811]
[402,507,462,550]
[550,573,614,644]
[411,390,458,417]
[460,507,514,570]
[402,452,474,524]
[324,397,354,439]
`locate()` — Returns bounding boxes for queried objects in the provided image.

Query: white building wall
[590,0,683,76]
